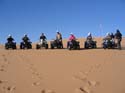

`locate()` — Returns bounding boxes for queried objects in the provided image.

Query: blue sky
[0,0,125,44]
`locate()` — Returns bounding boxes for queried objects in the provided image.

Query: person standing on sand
[114,29,122,49]
[114,29,122,42]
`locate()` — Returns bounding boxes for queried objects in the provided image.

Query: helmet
[41,33,44,35]
[56,31,59,33]
[8,34,12,38]
[88,32,91,36]
[116,29,120,33]
[106,32,110,36]
[24,34,27,37]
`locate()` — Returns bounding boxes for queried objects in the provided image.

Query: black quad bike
[84,40,97,49]
[67,40,80,50]
[5,41,17,50]
[20,41,32,49]
[102,40,115,49]
[50,39,63,49]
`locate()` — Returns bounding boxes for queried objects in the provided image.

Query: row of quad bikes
[5,41,32,50]
[102,39,121,49]
[5,39,121,50]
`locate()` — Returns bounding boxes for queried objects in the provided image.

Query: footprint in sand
[2,54,7,62]
[87,80,100,87]
[41,89,55,93]
[73,74,88,83]
[2,54,5,57]
[32,81,41,86]
[3,57,7,62]
[0,80,3,84]
[79,87,91,93]
[0,65,6,72]
[75,86,94,93]
[20,55,43,89]
[88,64,102,74]
[29,65,43,80]
[73,68,100,93]
[2,85,16,93]
[0,68,4,72]
[75,87,91,93]
[2,54,10,64]
[0,55,10,72]
[0,80,16,93]
[26,63,43,88]
[20,55,55,93]
[41,89,46,93]
[21,55,43,80]
[30,67,55,93]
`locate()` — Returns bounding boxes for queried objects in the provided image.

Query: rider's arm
[45,36,47,40]
[12,38,14,41]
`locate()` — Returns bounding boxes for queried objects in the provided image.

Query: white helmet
[88,32,91,36]
[106,32,110,36]
[8,34,11,37]
[56,31,59,33]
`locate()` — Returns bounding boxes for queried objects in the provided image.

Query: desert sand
[0,38,125,93]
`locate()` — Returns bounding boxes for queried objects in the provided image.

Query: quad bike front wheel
[36,44,40,49]
[45,44,48,49]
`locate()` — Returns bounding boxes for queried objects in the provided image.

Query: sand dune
[0,38,125,93]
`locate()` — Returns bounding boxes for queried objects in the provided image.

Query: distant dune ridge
[0,38,125,93]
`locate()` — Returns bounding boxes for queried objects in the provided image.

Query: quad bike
[50,39,63,49]
[67,40,80,50]
[5,41,16,50]
[20,41,32,49]
[84,40,97,49]
[36,39,48,49]
[102,39,115,49]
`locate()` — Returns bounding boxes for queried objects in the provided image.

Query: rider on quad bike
[103,33,115,49]
[50,31,63,49]
[84,32,97,49]
[67,33,80,50]
[20,34,32,49]
[5,34,16,49]
[36,33,48,49]
[56,31,63,46]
